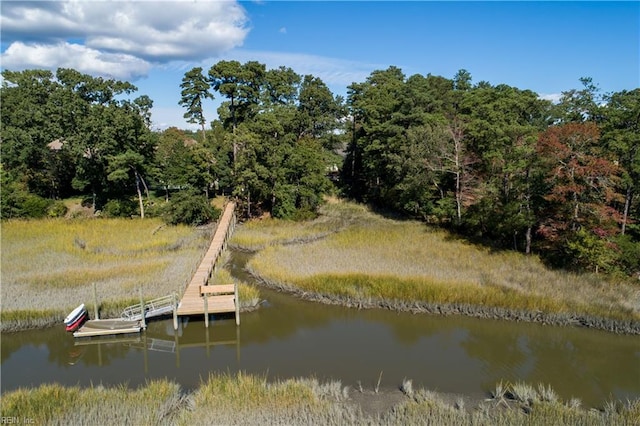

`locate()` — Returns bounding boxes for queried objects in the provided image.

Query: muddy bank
[246,268,640,335]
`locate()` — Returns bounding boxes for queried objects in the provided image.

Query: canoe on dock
[73,319,142,338]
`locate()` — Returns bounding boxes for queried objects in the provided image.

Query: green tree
[600,89,640,236]
[1,69,60,197]
[209,60,266,165]
[554,77,603,123]
[263,66,301,106]
[296,75,344,144]
[154,128,194,200]
[162,190,220,226]
[344,66,406,204]
[179,67,213,142]
[107,149,150,218]
[459,83,551,251]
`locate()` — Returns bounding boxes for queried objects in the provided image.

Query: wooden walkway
[176,201,238,325]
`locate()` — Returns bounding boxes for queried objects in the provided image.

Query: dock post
[172,292,178,331]
[236,326,240,362]
[139,289,146,329]
[234,281,240,326]
[205,327,210,358]
[204,293,209,328]
[143,332,149,374]
[93,282,99,319]
[174,331,180,368]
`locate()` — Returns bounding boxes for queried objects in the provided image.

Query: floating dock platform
[73,319,142,338]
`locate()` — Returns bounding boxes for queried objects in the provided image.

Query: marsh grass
[0,309,66,332]
[1,217,214,330]
[0,380,184,425]
[3,377,636,426]
[179,372,359,425]
[245,200,640,325]
[231,198,369,251]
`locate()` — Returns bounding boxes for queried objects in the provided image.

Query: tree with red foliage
[536,122,623,271]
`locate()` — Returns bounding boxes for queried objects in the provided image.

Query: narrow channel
[2,249,638,407]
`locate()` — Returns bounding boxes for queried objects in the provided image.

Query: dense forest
[1,63,638,276]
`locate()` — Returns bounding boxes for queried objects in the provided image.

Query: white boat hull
[64,304,86,325]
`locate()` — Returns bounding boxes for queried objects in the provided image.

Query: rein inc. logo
[1,418,34,424]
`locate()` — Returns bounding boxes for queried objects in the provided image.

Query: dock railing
[121,294,176,321]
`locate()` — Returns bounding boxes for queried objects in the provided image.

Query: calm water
[2,250,639,407]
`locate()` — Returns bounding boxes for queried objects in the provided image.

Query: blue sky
[1,1,638,130]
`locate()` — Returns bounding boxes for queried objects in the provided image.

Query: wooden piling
[203,293,209,328]
[92,282,99,319]
[234,281,240,326]
[172,292,178,331]
[139,288,146,329]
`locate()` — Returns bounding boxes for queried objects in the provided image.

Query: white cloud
[1,42,151,81]
[149,106,196,131]
[539,93,562,103]
[279,27,287,34]
[1,0,249,77]
[218,49,383,90]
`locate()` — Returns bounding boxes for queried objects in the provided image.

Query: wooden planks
[176,202,237,317]
[73,319,142,337]
[200,284,235,295]
[176,295,236,315]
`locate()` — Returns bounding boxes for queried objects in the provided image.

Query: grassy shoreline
[235,199,640,335]
[1,373,638,425]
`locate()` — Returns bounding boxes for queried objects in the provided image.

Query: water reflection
[1,250,638,408]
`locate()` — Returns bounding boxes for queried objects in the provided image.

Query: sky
[1,1,638,131]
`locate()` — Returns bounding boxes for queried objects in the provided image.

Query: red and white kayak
[65,310,87,332]
[64,304,87,327]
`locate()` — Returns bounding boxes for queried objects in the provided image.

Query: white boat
[64,304,87,325]
[65,311,87,332]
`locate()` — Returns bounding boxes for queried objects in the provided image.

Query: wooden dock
[71,201,237,339]
[73,319,142,338]
[176,201,238,326]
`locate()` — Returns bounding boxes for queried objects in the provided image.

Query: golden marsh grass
[245,200,640,323]
[1,218,210,317]
[1,375,637,425]
[1,215,260,331]
[231,199,368,250]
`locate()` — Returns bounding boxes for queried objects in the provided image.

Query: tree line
[1,64,638,276]
[342,67,638,275]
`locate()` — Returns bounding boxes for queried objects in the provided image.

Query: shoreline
[3,264,637,335]
[0,300,261,334]
[245,266,640,335]
[1,374,638,424]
